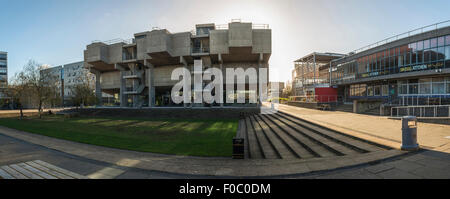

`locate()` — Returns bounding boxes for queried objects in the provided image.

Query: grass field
[0,115,238,157]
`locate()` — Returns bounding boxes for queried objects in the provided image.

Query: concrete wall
[154,65,183,87]
[252,29,272,54]
[77,107,260,119]
[146,30,173,55]
[107,43,124,64]
[171,32,191,56]
[210,30,230,54]
[100,71,121,89]
[135,34,150,60]
[85,43,108,63]
[228,22,252,47]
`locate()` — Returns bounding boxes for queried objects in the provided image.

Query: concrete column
[219,54,224,108]
[120,71,127,107]
[147,62,155,108]
[94,70,102,106]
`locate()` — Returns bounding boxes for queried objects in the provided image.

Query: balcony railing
[192,47,210,54]
[92,38,134,45]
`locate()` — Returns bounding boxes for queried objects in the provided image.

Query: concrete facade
[84,21,272,107]
[40,61,96,106]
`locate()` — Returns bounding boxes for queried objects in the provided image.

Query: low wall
[388,117,450,125]
[73,107,260,119]
[287,102,319,109]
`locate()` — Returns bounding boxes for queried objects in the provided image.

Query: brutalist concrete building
[84,21,271,108]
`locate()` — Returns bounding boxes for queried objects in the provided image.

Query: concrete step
[260,114,316,159]
[249,116,279,159]
[267,114,338,158]
[275,113,360,156]
[245,117,264,159]
[277,112,386,153]
[254,115,298,159]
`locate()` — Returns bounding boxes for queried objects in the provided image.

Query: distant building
[268,82,285,99]
[0,51,9,108]
[40,61,96,106]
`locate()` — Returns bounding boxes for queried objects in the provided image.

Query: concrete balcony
[123,84,145,95]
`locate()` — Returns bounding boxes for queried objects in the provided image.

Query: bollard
[401,116,419,151]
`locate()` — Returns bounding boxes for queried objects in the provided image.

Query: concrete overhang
[294,52,345,63]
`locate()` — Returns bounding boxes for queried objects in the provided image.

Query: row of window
[350,84,390,97]
[0,54,6,60]
[333,35,450,82]
[398,77,450,95]
[350,77,450,97]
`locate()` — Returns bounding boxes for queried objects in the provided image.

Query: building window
[382,85,389,96]
[374,85,381,96]
[447,77,450,94]
[408,79,418,94]
[432,77,445,94]
[419,78,431,94]
[438,36,445,47]
[430,38,437,48]
[367,86,374,96]
[398,80,408,95]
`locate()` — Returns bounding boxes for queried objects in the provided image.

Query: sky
[0,0,449,83]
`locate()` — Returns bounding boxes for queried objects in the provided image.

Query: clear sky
[1,0,449,83]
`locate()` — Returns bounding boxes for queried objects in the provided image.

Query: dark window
[424,49,431,63]
[430,38,437,48]
[438,47,445,61]
[423,39,430,49]
[417,41,424,50]
[438,36,445,47]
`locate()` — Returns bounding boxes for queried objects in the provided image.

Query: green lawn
[0,115,238,157]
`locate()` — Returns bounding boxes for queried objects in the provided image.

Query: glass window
[432,77,445,94]
[447,78,450,94]
[367,86,374,96]
[398,80,408,95]
[438,47,445,60]
[382,85,389,96]
[438,36,445,47]
[417,50,423,63]
[424,49,431,63]
[412,52,417,65]
[446,35,450,46]
[417,41,424,50]
[419,78,431,94]
[430,48,438,62]
[430,38,437,48]
[409,83,418,95]
[446,46,450,60]
[424,39,430,49]
[409,42,417,52]
[374,85,381,96]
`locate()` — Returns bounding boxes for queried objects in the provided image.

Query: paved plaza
[0,106,449,179]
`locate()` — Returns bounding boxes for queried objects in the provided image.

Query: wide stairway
[241,111,392,160]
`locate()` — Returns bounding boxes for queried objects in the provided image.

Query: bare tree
[13,60,59,118]
[69,68,97,108]
[7,80,28,119]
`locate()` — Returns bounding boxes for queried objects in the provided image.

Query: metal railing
[289,95,343,104]
[348,20,450,55]
[92,38,134,45]
[391,105,450,118]
[192,47,210,54]
[214,23,270,30]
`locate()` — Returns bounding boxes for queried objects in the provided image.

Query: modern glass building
[329,21,450,106]
[0,51,7,99]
